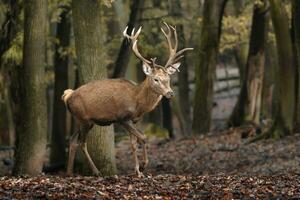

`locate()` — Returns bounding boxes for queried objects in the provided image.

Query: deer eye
[154,78,159,83]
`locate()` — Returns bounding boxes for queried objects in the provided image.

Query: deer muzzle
[165,91,174,98]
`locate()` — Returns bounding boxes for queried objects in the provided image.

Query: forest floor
[0,129,300,199]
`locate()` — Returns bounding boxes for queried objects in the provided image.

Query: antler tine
[132,40,151,64]
[123,26,151,64]
[175,47,194,57]
[151,57,168,73]
[170,25,178,51]
[161,22,180,68]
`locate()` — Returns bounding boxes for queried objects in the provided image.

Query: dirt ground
[0,129,300,199]
[116,129,300,176]
[0,174,299,199]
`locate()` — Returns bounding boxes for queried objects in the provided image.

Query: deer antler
[123,26,151,64]
[161,22,193,70]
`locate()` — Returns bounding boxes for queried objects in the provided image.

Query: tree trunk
[50,6,71,166]
[72,0,116,176]
[229,1,268,126]
[111,0,144,78]
[0,0,21,146]
[162,97,174,138]
[267,0,295,138]
[170,0,192,136]
[292,0,300,132]
[13,0,47,175]
[232,0,248,83]
[192,0,227,134]
[261,41,277,119]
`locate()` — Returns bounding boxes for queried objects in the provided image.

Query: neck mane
[136,77,162,113]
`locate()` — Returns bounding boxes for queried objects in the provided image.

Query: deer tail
[61,89,74,105]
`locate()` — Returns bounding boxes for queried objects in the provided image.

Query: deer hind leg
[67,131,79,176]
[78,123,100,176]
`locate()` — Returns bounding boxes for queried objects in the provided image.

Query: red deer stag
[62,22,193,177]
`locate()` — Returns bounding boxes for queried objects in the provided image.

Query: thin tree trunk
[232,0,248,83]
[72,0,116,176]
[229,1,268,126]
[111,0,144,78]
[292,0,300,132]
[267,0,295,138]
[162,97,174,138]
[170,0,192,136]
[50,6,71,166]
[192,0,227,134]
[13,0,47,175]
[0,0,21,146]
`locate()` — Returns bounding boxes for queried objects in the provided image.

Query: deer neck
[136,77,162,113]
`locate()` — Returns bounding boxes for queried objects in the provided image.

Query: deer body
[64,23,193,177]
[65,78,162,126]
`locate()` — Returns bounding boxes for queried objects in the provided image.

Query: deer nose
[165,91,174,98]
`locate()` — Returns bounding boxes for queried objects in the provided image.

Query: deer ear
[142,63,153,76]
[166,62,181,75]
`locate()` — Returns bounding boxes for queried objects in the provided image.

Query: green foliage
[2,32,23,66]
[220,5,252,53]
[48,0,71,23]
[102,0,115,7]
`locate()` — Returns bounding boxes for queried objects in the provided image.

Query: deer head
[123,22,193,98]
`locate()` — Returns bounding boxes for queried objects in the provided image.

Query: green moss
[144,123,169,138]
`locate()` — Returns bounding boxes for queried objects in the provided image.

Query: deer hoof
[137,172,144,178]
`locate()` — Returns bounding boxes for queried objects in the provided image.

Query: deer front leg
[129,134,143,177]
[120,121,147,144]
[121,121,148,177]
[67,132,79,176]
[140,142,149,172]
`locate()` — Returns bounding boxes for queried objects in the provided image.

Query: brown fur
[64,77,162,126]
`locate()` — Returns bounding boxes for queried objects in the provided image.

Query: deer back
[66,78,161,125]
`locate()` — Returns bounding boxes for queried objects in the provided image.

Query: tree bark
[111,0,144,78]
[13,0,47,175]
[72,0,116,176]
[192,0,227,134]
[229,1,268,126]
[0,0,22,146]
[261,41,277,119]
[170,0,192,136]
[292,0,300,132]
[162,97,174,138]
[50,6,71,166]
[232,0,248,83]
[267,0,295,138]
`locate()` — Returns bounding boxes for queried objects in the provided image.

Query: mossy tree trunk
[229,1,268,126]
[13,0,47,175]
[292,0,300,132]
[72,0,116,176]
[192,0,227,134]
[267,0,295,138]
[261,41,277,119]
[50,6,71,166]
